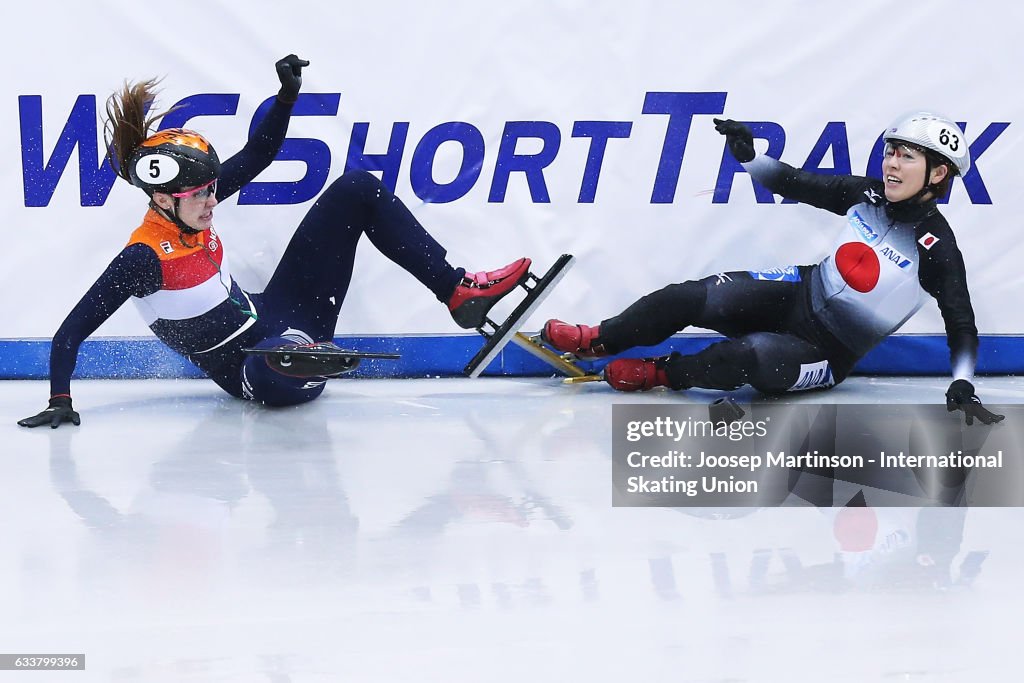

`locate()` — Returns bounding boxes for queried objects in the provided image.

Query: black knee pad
[741,332,822,395]
[666,338,756,391]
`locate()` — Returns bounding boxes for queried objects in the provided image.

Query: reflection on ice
[3,376,1024,681]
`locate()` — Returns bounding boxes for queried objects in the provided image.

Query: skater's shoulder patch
[746,265,801,282]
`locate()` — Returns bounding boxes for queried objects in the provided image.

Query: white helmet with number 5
[883,112,970,176]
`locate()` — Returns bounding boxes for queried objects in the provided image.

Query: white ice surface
[3,376,1024,682]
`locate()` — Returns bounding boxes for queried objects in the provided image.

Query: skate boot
[541,319,608,358]
[263,342,362,378]
[448,258,532,329]
[604,356,672,392]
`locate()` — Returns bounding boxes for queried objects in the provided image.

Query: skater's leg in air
[544,271,799,356]
[244,171,532,404]
[262,170,530,337]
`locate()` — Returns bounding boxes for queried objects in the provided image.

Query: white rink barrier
[3,2,1019,376]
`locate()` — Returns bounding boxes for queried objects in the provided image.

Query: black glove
[945,379,1004,426]
[18,396,81,429]
[276,54,310,103]
[713,118,756,163]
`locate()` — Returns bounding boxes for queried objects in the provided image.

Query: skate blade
[464,254,575,378]
[510,333,588,378]
[562,374,604,384]
[243,348,401,360]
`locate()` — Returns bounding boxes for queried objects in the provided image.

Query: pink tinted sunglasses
[171,179,218,199]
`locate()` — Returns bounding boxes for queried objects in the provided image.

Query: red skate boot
[603,356,671,392]
[541,319,608,358]
[448,258,531,329]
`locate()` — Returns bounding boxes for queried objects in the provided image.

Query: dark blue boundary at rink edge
[1,334,1021,380]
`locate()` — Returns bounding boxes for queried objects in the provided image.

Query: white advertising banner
[2,0,1020,343]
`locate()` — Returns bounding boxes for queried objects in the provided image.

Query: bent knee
[337,169,383,193]
[744,336,837,394]
[241,358,327,407]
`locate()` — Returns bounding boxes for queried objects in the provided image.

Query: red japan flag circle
[835,242,880,293]
[833,505,879,552]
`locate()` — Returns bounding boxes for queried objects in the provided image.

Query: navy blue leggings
[229,171,463,405]
[259,170,462,337]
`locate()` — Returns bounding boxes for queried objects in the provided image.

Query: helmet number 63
[938,128,960,152]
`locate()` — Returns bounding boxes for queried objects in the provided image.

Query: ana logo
[879,245,913,269]
[159,240,174,254]
[747,265,801,282]
[789,361,835,392]
[848,211,880,244]
[918,233,940,250]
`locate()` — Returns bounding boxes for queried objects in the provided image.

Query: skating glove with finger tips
[713,118,756,163]
[276,54,310,103]
[945,379,1004,426]
[18,396,81,429]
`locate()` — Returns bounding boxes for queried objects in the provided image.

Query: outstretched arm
[216,54,310,199]
[917,219,1003,425]
[714,117,876,216]
[18,245,160,428]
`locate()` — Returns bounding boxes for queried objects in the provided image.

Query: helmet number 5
[133,153,180,185]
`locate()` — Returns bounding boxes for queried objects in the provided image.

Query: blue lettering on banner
[781,122,851,205]
[410,122,485,203]
[712,121,787,205]
[488,121,562,203]
[162,93,240,130]
[572,120,632,203]
[345,120,410,192]
[19,94,117,207]
[641,92,728,203]
[747,266,801,282]
[16,91,1009,208]
[241,94,341,205]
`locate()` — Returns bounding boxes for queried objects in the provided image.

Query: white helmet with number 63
[883,112,970,176]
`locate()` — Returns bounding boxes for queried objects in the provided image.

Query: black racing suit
[599,155,979,394]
